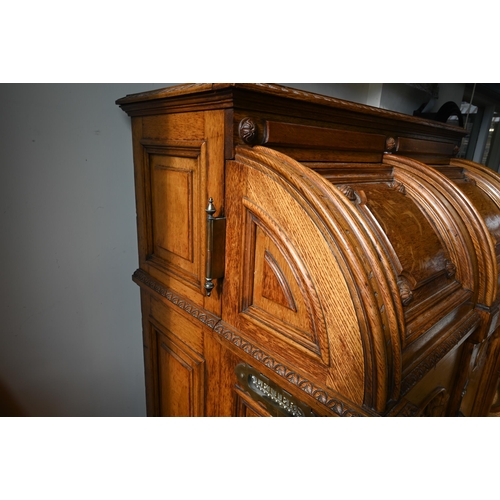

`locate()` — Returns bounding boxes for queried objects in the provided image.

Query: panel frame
[140,139,207,294]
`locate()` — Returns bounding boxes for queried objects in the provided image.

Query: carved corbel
[337,184,358,202]
[445,260,457,279]
[385,136,396,153]
[397,276,413,306]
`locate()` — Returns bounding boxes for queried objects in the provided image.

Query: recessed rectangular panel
[156,327,205,417]
[152,155,194,262]
[142,141,205,291]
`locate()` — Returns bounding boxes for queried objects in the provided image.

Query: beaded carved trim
[132,269,220,329]
[213,321,366,417]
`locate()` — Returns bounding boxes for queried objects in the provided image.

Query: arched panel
[223,145,405,411]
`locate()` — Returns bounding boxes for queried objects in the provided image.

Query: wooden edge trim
[132,269,220,329]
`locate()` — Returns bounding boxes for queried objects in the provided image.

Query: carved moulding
[132,269,220,329]
[132,268,370,417]
[213,320,368,417]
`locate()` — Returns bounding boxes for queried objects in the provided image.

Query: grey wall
[0,84,172,416]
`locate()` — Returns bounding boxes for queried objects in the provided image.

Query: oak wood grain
[119,83,500,417]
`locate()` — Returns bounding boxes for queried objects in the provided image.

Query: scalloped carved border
[132,269,220,329]
[213,321,365,417]
[401,313,481,395]
[133,268,367,417]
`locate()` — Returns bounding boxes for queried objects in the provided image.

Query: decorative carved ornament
[337,184,358,202]
[418,387,449,417]
[386,399,421,417]
[238,117,259,145]
[385,137,396,153]
[397,276,413,306]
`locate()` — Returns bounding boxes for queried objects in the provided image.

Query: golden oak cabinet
[117,84,500,417]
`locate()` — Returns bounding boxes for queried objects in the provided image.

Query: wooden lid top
[116,83,466,136]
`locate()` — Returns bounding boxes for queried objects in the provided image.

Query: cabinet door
[156,329,205,417]
[132,111,225,316]
[142,292,206,417]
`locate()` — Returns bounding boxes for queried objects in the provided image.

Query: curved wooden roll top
[225,139,494,413]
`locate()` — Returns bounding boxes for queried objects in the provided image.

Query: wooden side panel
[156,330,205,417]
[131,111,226,315]
[141,292,206,417]
[145,142,204,291]
[240,209,322,356]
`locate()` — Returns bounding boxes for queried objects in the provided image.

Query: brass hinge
[204,197,226,296]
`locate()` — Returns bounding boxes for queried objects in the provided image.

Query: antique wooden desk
[117,83,500,416]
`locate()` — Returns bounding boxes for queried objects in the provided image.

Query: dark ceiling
[463,83,500,107]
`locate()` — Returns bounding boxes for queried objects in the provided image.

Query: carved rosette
[445,259,456,279]
[385,136,396,153]
[239,117,258,145]
[397,276,413,306]
[337,184,358,202]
